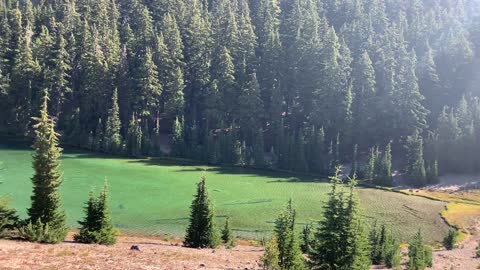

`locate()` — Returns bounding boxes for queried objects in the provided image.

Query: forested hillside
[0,0,479,186]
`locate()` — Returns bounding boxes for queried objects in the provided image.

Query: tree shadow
[2,135,327,183]
[129,158,327,183]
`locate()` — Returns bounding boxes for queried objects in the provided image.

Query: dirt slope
[1,234,480,270]
[0,234,263,270]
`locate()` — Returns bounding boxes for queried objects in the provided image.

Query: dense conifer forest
[0,0,479,186]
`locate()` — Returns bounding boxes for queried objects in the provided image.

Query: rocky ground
[1,232,479,270]
[0,234,263,270]
[432,234,480,270]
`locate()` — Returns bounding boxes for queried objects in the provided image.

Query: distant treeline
[0,0,480,186]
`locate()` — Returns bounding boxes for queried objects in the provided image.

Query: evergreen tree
[379,142,393,186]
[74,181,116,245]
[301,223,314,254]
[184,175,219,248]
[253,129,265,168]
[405,130,427,187]
[0,197,18,237]
[172,117,186,157]
[236,0,257,78]
[366,147,378,183]
[126,114,142,157]
[442,229,457,250]
[159,13,185,118]
[273,199,306,270]
[4,5,22,72]
[417,43,441,121]
[426,160,439,184]
[343,176,371,270]
[211,46,236,122]
[395,50,428,137]
[93,117,104,152]
[310,167,345,268]
[424,245,433,268]
[293,131,308,173]
[10,25,41,133]
[47,25,71,118]
[352,50,376,146]
[182,0,212,125]
[407,230,428,270]
[232,140,245,166]
[104,89,122,154]
[134,48,162,120]
[238,73,264,135]
[311,168,371,269]
[256,0,282,122]
[262,236,281,270]
[310,126,327,174]
[221,217,235,248]
[212,0,239,60]
[350,144,358,178]
[436,107,461,173]
[23,91,67,244]
[385,237,401,269]
[369,223,395,265]
[76,21,107,133]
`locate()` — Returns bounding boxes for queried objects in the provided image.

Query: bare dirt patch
[431,174,480,192]
[431,234,480,270]
[0,233,263,270]
[1,232,480,269]
[399,174,480,270]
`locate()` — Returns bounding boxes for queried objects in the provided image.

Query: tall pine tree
[23,91,67,244]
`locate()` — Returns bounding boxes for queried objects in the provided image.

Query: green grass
[0,140,450,243]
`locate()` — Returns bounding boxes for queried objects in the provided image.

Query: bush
[424,245,433,268]
[442,229,457,250]
[0,197,18,237]
[74,227,117,245]
[19,219,68,244]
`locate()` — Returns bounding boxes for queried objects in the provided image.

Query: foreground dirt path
[432,234,480,270]
[0,234,263,270]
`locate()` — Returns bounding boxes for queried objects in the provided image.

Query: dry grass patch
[56,248,74,257]
[402,189,480,205]
[441,202,480,240]
[401,188,480,243]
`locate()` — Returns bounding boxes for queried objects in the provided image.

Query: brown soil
[431,234,480,270]
[1,232,480,270]
[0,233,263,270]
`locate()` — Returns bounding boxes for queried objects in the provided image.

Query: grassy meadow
[0,139,450,243]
